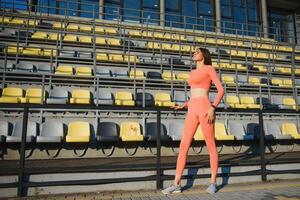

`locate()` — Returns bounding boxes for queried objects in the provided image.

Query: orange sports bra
[187,65,225,108]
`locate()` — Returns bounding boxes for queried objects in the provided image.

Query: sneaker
[206,183,217,194]
[161,184,182,194]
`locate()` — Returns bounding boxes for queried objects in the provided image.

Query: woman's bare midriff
[190,88,209,98]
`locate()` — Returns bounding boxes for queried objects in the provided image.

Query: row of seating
[2,16,295,54]
[0,87,299,110]
[1,119,299,144]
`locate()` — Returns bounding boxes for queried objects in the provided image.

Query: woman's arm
[207,66,225,108]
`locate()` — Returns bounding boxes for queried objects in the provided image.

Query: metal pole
[258,110,267,181]
[156,110,162,189]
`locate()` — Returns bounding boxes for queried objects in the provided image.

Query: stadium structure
[0,0,300,198]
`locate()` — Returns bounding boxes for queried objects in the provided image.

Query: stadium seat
[210,93,226,108]
[96,53,108,61]
[6,46,23,54]
[95,26,105,33]
[42,49,57,57]
[66,23,79,31]
[0,87,23,103]
[177,73,189,81]
[0,121,12,143]
[52,22,65,29]
[174,92,187,106]
[94,91,114,105]
[105,27,118,34]
[79,25,92,32]
[95,67,112,77]
[63,34,77,42]
[22,47,42,56]
[66,121,90,142]
[75,67,92,76]
[228,121,254,140]
[0,17,11,24]
[114,69,128,78]
[215,122,235,140]
[162,71,176,80]
[14,63,34,72]
[154,93,176,107]
[32,31,48,39]
[222,75,235,85]
[249,77,266,86]
[129,69,145,79]
[37,64,51,73]
[95,37,106,45]
[120,122,143,141]
[37,121,64,143]
[109,54,124,62]
[271,78,283,86]
[78,36,92,43]
[70,89,91,104]
[96,122,119,142]
[168,121,184,141]
[59,50,77,57]
[135,92,154,107]
[281,123,300,139]
[115,91,135,106]
[147,71,162,79]
[6,121,37,143]
[283,79,293,87]
[46,88,69,104]
[145,122,169,141]
[55,65,73,75]
[20,88,44,104]
[226,95,247,108]
[48,33,61,40]
[193,125,204,141]
[127,30,141,36]
[124,55,138,63]
[107,38,120,46]
[240,96,260,109]
[9,18,25,25]
[282,97,296,110]
[257,97,278,110]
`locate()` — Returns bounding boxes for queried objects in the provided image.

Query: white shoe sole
[161,190,181,195]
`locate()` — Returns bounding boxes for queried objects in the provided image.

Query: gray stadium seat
[6,121,37,143]
[271,95,291,109]
[37,121,64,143]
[237,75,248,85]
[0,60,14,70]
[145,122,169,141]
[228,121,254,140]
[0,120,12,143]
[168,121,184,141]
[59,50,76,57]
[78,51,92,58]
[37,64,52,73]
[209,92,226,108]
[46,88,69,104]
[264,121,293,140]
[14,63,34,72]
[94,90,114,105]
[114,69,129,78]
[96,122,119,142]
[174,91,187,105]
[136,92,154,107]
[95,67,112,77]
[0,28,15,36]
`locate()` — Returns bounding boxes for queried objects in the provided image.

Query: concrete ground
[4,178,300,200]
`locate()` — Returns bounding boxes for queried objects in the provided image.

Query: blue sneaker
[161,184,182,194]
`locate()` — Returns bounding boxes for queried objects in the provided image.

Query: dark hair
[197,47,212,65]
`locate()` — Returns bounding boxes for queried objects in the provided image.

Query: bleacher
[0,1,300,198]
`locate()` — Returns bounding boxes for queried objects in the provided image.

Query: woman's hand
[205,107,216,124]
[170,103,186,110]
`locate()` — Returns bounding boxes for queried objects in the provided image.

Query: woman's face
[192,48,204,62]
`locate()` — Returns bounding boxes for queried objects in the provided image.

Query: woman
[161,47,224,195]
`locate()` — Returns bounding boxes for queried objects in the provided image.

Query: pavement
[4,178,300,200]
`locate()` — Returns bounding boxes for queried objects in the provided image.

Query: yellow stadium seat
[161,43,172,50]
[195,36,205,43]
[278,46,292,52]
[107,38,120,46]
[70,90,91,104]
[95,37,106,45]
[22,48,42,56]
[257,52,269,59]
[109,54,124,62]
[172,44,180,51]
[32,32,48,39]
[43,49,57,57]
[78,36,92,43]
[9,18,25,25]
[147,42,160,49]
[240,96,260,109]
[75,67,92,76]
[20,88,44,104]
[153,32,165,39]
[215,122,235,140]
[115,91,135,106]
[127,30,141,36]
[7,46,23,54]
[271,78,283,86]
[177,73,189,81]
[0,17,11,24]
[66,121,90,142]
[129,70,145,79]
[295,55,300,60]
[96,53,108,61]
[155,93,176,107]
[181,45,191,52]
[295,68,300,75]
[120,122,143,141]
[28,19,39,26]
[80,25,92,32]
[248,77,266,86]
[226,95,247,109]
[277,67,291,74]
[222,75,235,85]
[142,31,153,37]
[193,125,204,141]
[95,26,105,33]
[55,65,73,75]
[0,87,23,103]
[105,27,117,34]
[281,123,300,139]
[206,38,216,44]
[52,22,65,29]
[63,34,77,42]
[283,97,296,110]
[124,55,138,63]
[283,79,292,87]
[254,65,267,73]
[162,71,176,81]
[48,33,61,40]
[66,24,79,31]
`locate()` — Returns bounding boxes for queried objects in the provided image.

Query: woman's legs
[199,109,218,184]
[174,111,199,185]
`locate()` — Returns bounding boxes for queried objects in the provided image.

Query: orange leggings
[175,95,218,177]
